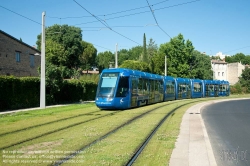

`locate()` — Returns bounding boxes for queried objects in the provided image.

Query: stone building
[211,60,227,81]
[227,62,245,85]
[0,30,41,77]
[211,59,246,85]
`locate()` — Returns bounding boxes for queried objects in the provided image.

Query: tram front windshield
[97,73,119,98]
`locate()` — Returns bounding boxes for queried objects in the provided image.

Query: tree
[189,51,213,79]
[127,46,143,60]
[147,38,158,61]
[234,53,245,63]
[80,41,97,70]
[142,33,148,62]
[45,39,66,66]
[36,24,83,70]
[154,34,194,78]
[243,55,250,65]
[147,38,158,73]
[225,56,235,63]
[239,67,250,92]
[96,51,115,72]
[119,60,150,72]
[118,49,129,66]
[225,53,249,65]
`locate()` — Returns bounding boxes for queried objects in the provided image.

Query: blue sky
[1,0,250,56]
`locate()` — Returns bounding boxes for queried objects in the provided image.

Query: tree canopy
[225,53,250,65]
[154,34,195,78]
[80,41,97,70]
[96,51,114,72]
[239,67,250,92]
[119,60,150,72]
[36,24,83,70]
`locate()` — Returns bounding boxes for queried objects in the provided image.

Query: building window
[218,72,220,76]
[16,51,20,62]
[30,55,35,67]
[222,72,224,76]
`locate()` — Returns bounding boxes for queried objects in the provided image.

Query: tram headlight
[107,98,113,101]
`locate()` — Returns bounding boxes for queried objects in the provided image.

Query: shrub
[0,76,97,111]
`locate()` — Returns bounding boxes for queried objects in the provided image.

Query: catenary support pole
[115,43,118,68]
[165,55,167,76]
[40,12,46,108]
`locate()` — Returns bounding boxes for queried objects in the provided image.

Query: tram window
[97,73,118,97]
[138,78,143,95]
[159,80,163,93]
[193,83,201,92]
[219,85,223,92]
[222,84,226,92]
[178,83,185,93]
[209,85,214,92]
[116,76,129,97]
[166,81,174,94]
[150,80,155,92]
[131,78,138,96]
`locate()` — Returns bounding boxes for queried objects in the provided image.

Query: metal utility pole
[115,43,118,68]
[165,55,167,76]
[40,12,46,108]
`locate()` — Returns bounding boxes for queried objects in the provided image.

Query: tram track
[0,110,100,137]
[0,110,120,150]
[125,101,198,166]
[52,101,182,166]
[0,101,178,151]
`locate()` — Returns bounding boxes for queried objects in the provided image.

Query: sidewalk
[0,101,95,115]
[169,98,249,166]
[0,105,67,115]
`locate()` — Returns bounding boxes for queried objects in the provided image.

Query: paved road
[201,99,250,166]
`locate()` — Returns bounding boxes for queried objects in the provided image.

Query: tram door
[187,83,191,98]
[131,77,138,107]
[215,84,219,97]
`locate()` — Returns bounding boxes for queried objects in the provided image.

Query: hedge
[0,76,97,111]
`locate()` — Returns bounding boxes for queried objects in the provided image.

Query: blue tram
[95,68,230,110]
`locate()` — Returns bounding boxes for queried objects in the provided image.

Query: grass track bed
[0,95,249,166]
[0,104,97,135]
[1,102,173,165]
[63,101,188,166]
[0,111,113,149]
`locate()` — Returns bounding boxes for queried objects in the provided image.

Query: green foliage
[147,38,158,62]
[119,60,150,72]
[230,83,248,94]
[128,46,143,60]
[79,74,100,84]
[225,53,250,65]
[230,68,250,94]
[0,76,40,110]
[239,67,250,92]
[188,51,213,79]
[0,76,97,111]
[142,33,148,63]
[45,39,67,66]
[52,79,97,104]
[118,49,129,66]
[154,34,194,77]
[80,41,97,70]
[36,24,83,70]
[96,51,115,72]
